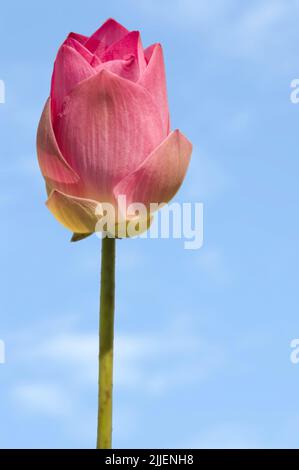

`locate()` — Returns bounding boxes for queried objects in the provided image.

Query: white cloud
[13,315,227,397]
[118,321,227,394]
[35,329,214,395]
[13,383,71,416]
[41,333,98,363]
[6,315,228,447]
[188,422,261,449]
[120,327,224,394]
[38,332,99,384]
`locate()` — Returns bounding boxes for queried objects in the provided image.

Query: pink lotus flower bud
[37,19,192,237]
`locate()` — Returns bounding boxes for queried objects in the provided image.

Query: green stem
[97,236,116,449]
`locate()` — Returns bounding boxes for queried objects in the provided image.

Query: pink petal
[114,130,192,208]
[138,44,169,135]
[67,32,88,44]
[101,31,146,77]
[95,56,140,82]
[54,69,164,203]
[90,54,102,67]
[144,44,156,63]
[37,99,80,189]
[92,41,107,60]
[51,45,95,120]
[46,189,99,233]
[64,37,102,67]
[63,37,95,64]
[84,18,128,53]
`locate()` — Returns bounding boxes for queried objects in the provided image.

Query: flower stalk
[97,236,116,449]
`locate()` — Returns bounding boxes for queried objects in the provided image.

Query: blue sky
[1,0,299,449]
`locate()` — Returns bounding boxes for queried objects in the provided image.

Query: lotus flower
[37,18,192,237]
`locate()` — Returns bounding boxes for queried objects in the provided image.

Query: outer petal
[63,38,102,68]
[144,44,156,63]
[46,190,99,233]
[114,130,192,208]
[101,31,146,77]
[54,69,164,202]
[51,45,95,119]
[63,37,95,65]
[67,32,88,44]
[115,213,154,238]
[37,99,80,187]
[71,232,92,242]
[46,188,153,238]
[84,18,128,53]
[96,56,140,82]
[138,44,169,135]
